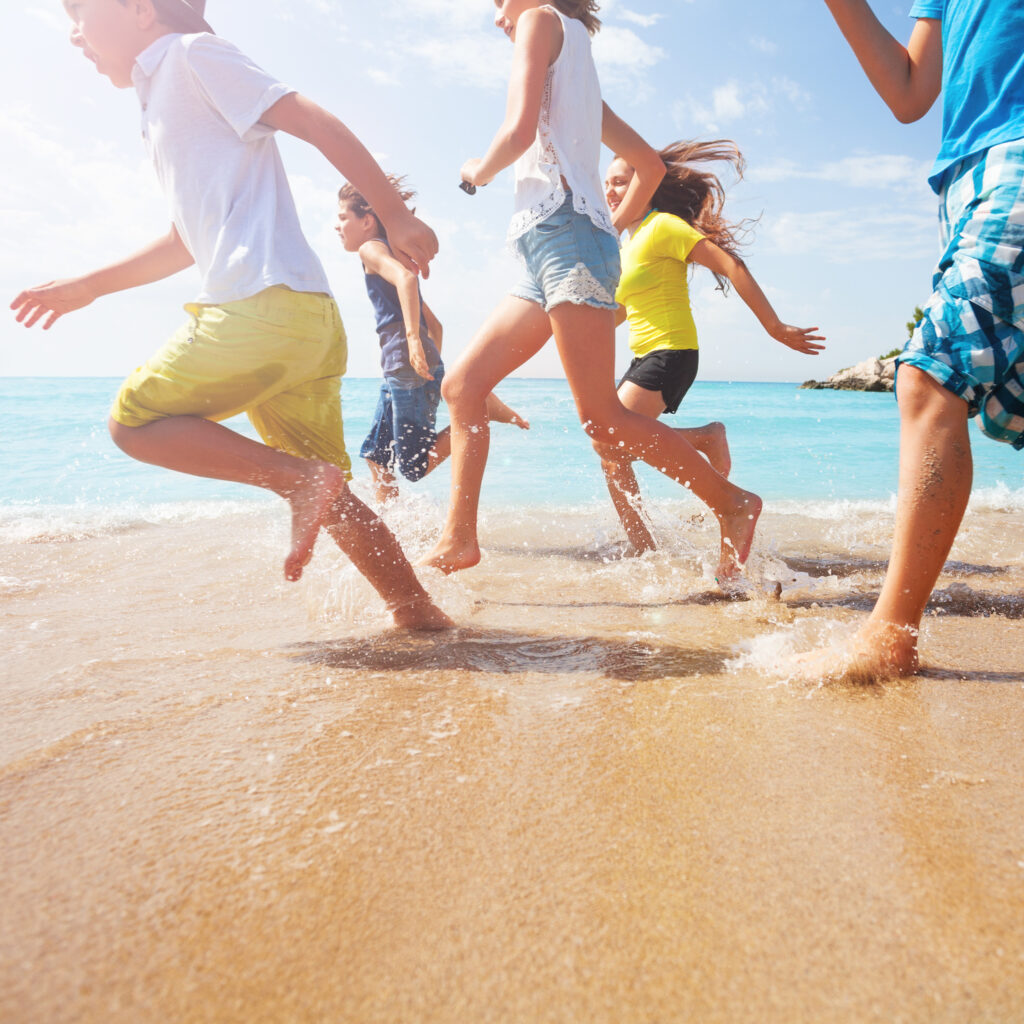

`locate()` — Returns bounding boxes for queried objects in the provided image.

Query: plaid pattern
[900,138,1024,449]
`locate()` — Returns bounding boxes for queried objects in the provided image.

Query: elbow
[641,152,667,189]
[505,122,536,158]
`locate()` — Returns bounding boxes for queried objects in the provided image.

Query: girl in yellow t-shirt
[600,140,825,554]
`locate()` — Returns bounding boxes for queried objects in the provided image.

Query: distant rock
[801,355,897,392]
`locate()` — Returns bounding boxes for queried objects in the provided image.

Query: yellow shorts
[111,286,352,476]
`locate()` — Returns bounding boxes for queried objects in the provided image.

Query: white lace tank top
[507,7,616,245]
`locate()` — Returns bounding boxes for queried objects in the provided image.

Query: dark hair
[650,140,756,291]
[337,175,416,239]
[547,0,601,34]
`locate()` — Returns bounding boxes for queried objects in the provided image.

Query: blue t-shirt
[910,0,1024,191]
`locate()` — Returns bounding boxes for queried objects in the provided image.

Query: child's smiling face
[64,0,150,89]
[604,157,635,215]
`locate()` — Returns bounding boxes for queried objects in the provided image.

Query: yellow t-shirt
[615,210,705,357]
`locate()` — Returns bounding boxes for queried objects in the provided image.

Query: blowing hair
[650,140,755,291]
[547,0,601,34]
[337,175,416,239]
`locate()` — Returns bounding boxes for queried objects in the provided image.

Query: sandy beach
[2,501,1023,1023]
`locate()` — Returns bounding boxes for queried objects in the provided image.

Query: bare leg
[595,386,732,554]
[420,297,551,573]
[324,491,452,630]
[366,459,399,505]
[485,392,531,430]
[794,367,972,681]
[678,421,731,478]
[598,452,657,554]
[109,415,343,582]
[551,305,760,581]
[421,426,452,478]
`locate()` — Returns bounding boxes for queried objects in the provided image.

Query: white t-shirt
[132,33,332,305]
[508,7,615,244]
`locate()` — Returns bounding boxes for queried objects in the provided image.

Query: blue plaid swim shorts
[899,137,1024,449]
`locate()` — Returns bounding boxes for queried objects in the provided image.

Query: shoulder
[180,32,242,61]
[645,212,704,259]
[517,6,564,49]
[358,238,392,269]
[180,33,271,77]
[651,212,703,242]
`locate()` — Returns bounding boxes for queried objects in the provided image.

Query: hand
[407,338,435,381]
[770,323,826,355]
[385,211,439,280]
[11,277,96,330]
[460,158,489,189]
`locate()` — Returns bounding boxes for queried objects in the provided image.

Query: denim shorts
[899,138,1024,450]
[510,193,620,313]
[359,367,444,481]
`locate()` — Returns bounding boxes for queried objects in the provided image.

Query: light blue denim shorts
[510,193,620,313]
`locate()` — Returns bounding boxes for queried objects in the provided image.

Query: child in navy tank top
[336,178,528,504]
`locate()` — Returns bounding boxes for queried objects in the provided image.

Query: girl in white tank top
[421,0,768,588]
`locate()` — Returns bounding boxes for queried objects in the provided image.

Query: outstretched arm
[360,241,435,381]
[421,300,443,353]
[460,6,562,187]
[690,240,825,355]
[263,93,438,278]
[11,224,194,330]
[822,0,942,123]
[601,103,666,231]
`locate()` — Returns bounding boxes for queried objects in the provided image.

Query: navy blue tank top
[363,243,441,378]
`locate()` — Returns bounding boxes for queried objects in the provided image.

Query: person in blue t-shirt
[336,177,528,504]
[798,0,1024,682]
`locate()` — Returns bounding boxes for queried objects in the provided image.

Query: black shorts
[618,348,699,414]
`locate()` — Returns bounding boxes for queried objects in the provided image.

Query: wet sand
[2,504,1023,1022]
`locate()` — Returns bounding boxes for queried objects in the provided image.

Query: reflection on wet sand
[2,508,1023,1022]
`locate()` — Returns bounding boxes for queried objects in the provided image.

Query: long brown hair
[651,140,755,291]
[337,175,416,239]
[547,0,601,34]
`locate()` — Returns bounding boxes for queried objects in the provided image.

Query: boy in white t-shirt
[11,0,451,630]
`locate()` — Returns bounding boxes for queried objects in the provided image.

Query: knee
[591,436,624,464]
[896,365,967,423]
[580,412,620,444]
[108,416,139,456]
[440,367,479,411]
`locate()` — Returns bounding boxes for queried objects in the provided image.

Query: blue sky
[1,0,943,382]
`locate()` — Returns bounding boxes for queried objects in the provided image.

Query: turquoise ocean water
[1,376,1020,524]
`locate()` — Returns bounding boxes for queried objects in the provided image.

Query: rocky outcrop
[800,355,897,392]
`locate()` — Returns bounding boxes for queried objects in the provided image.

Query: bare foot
[790,619,920,684]
[417,536,482,575]
[485,392,530,430]
[284,461,346,582]
[374,483,400,505]
[716,490,762,583]
[703,422,731,478]
[389,598,455,630]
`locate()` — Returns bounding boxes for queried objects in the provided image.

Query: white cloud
[618,9,665,28]
[403,33,512,90]
[752,154,934,192]
[675,76,811,133]
[593,25,665,95]
[761,208,936,262]
[749,36,778,54]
